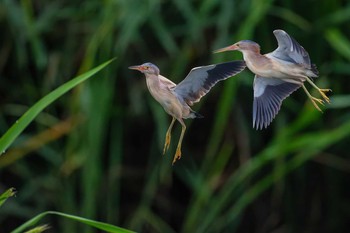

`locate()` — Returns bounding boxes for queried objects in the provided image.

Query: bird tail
[310,63,319,77]
[189,110,204,119]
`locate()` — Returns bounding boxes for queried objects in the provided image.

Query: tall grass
[1,0,350,232]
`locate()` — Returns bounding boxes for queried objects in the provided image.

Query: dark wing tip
[173,61,246,106]
[231,60,247,72]
[209,60,246,76]
[205,60,246,87]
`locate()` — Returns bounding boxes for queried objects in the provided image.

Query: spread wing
[173,61,246,105]
[269,29,311,67]
[253,75,301,130]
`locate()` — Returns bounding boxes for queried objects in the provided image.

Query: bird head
[128,62,160,76]
[214,40,260,53]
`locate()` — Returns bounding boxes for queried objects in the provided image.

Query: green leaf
[325,28,350,61]
[24,224,50,233]
[0,58,115,154]
[11,211,135,233]
[0,187,16,208]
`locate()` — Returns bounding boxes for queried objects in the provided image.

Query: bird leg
[305,77,332,103]
[302,84,324,112]
[173,119,186,165]
[163,117,176,155]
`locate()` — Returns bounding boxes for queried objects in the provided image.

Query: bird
[214,29,331,130]
[129,61,246,164]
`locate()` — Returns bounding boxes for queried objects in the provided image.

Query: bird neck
[241,49,262,61]
[145,73,161,94]
[242,50,271,75]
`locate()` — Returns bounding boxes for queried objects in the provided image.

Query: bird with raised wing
[214,29,331,129]
[129,61,246,164]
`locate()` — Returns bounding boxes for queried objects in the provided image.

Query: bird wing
[173,61,246,106]
[159,75,176,89]
[270,29,311,67]
[253,75,301,130]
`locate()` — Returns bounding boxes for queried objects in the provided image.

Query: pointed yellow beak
[213,44,239,53]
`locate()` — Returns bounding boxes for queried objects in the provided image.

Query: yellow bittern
[129,61,246,163]
[215,29,331,129]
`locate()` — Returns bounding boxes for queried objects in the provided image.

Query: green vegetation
[1,0,350,232]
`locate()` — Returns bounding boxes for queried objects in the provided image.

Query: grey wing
[253,75,301,130]
[270,29,311,67]
[173,61,246,105]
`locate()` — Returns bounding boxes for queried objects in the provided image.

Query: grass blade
[11,211,135,233]
[0,58,115,153]
[0,187,16,208]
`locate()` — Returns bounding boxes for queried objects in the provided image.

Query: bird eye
[144,66,149,70]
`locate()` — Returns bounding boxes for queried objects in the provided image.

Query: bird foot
[310,97,325,112]
[172,148,182,165]
[318,88,332,103]
[163,133,171,155]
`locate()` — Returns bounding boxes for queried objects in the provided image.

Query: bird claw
[306,86,331,112]
[172,148,182,165]
[312,97,325,105]
[310,97,324,112]
[319,88,332,103]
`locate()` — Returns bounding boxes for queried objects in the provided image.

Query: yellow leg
[163,117,176,155]
[302,84,324,112]
[172,119,186,165]
[305,77,332,103]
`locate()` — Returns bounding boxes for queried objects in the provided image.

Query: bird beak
[213,44,239,53]
[128,65,145,71]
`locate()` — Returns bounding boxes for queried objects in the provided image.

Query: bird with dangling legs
[129,61,246,164]
[214,29,331,130]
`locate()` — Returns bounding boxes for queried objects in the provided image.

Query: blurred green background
[1,0,350,232]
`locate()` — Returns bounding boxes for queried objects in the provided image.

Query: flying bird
[214,29,331,129]
[129,61,246,164]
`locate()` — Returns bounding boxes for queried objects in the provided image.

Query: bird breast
[145,76,185,118]
[244,53,274,77]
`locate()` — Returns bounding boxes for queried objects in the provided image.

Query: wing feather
[270,29,311,67]
[253,75,301,130]
[173,61,246,105]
